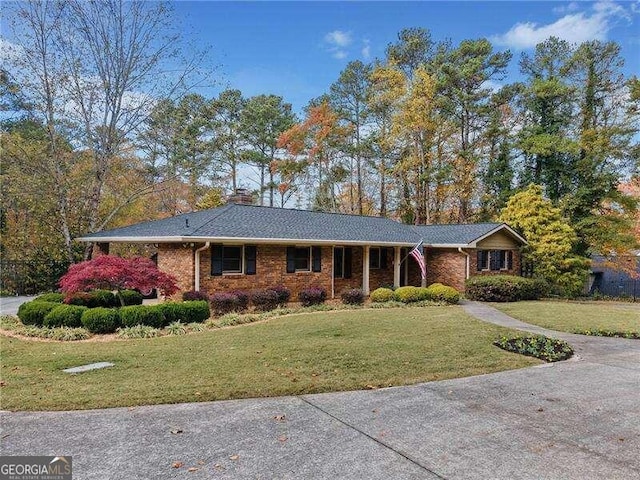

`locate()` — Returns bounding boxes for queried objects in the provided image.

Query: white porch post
[331,246,335,299]
[393,246,401,288]
[362,245,370,295]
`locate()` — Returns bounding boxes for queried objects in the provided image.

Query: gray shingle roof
[79,204,525,246]
[411,223,505,245]
[79,204,423,245]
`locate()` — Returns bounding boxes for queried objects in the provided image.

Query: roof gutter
[75,235,419,247]
[194,242,210,292]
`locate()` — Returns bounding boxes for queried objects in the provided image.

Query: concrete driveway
[0,296,36,316]
[1,302,639,479]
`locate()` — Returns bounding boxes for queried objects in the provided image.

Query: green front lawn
[493,301,640,334]
[1,306,541,411]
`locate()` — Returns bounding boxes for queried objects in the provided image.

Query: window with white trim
[222,246,243,274]
[294,247,311,272]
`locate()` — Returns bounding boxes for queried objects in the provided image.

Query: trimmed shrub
[341,288,365,305]
[370,287,395,303]
[182,290,209,302]
[119,290,144,306]
[210,292,239,315]
[267,285,291,306]
[34,293,64,303]
[493,335,573,362]
[181,301,210,323]
[43,304,88,328]
[119,305,166,328]
[466,275,545,302]
[251,289,280,311]
[81,307,120,334]
[66,290,118,308]
[394,286,422,303]
[299,287,327,307]
[424,283,461,304]
[230,290,250,311]
[17,301,59,326]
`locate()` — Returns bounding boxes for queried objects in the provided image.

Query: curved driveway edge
[1,303,639,479]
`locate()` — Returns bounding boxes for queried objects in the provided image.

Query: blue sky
[174,1,640,113]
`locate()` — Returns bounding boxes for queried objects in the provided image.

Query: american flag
[409,241,426,280]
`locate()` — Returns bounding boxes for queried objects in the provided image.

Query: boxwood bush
[493,335,573,362]
[370,287,395,303]
[17,301,59,326]
[341,288,365,305]
[299,287,327,307]
[119,305,166,328]
[393,286,422,303]
[34,293,64,303]
[424,283,460,304]
[66,290,119,308]
[81,307,120,334]
[43,304,88,328]
[177,301,210,323]
[119,289,144,306]
[465,275,546,302]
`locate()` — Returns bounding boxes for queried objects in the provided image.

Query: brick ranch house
[77,203,526,298]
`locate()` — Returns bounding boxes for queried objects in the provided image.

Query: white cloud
[362,39,371,59]
[333,50,348,60]
[324,30,352,48]
[492,1,631,49]
[552,2,580,15]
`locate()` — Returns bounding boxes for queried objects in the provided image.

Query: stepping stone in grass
[63,362,114,374]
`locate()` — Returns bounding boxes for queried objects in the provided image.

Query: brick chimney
[227,188,254,205]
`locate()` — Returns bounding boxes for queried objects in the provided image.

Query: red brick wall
[425,249,467,291]
[157,244,195,296]
[198,245,333,299]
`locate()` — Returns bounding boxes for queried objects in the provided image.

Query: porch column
[362,245,370,295]
[393,246,401,288]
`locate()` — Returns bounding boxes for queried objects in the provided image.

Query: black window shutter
[490,251,500,271]
[507,251,513,270]
[344,247,352,278]
[211,244,223,276]
[380,248,388,269]
[477,251,484,271]
[286,247,296,273]
[245,245,257,275]
[312,246,322,272]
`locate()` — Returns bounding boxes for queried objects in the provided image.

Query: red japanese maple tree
[59,255,178,305]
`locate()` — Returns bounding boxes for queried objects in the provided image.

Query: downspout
[194,242,210,291]
[458,247,470,280]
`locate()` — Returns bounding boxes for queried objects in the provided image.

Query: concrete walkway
[1,303,639,479]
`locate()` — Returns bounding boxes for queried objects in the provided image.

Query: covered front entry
[331,245,420,297]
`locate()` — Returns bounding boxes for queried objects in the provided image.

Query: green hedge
[465,275,546,302]
[67,290,119,308]
[370,287,395,303]
[120,305,166,328]
[81,308,120,334]
[17,301,59,326]
[43,304,88,328]
[34,293,65,303]
[157,301,210,324]
[119,290,144,306]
